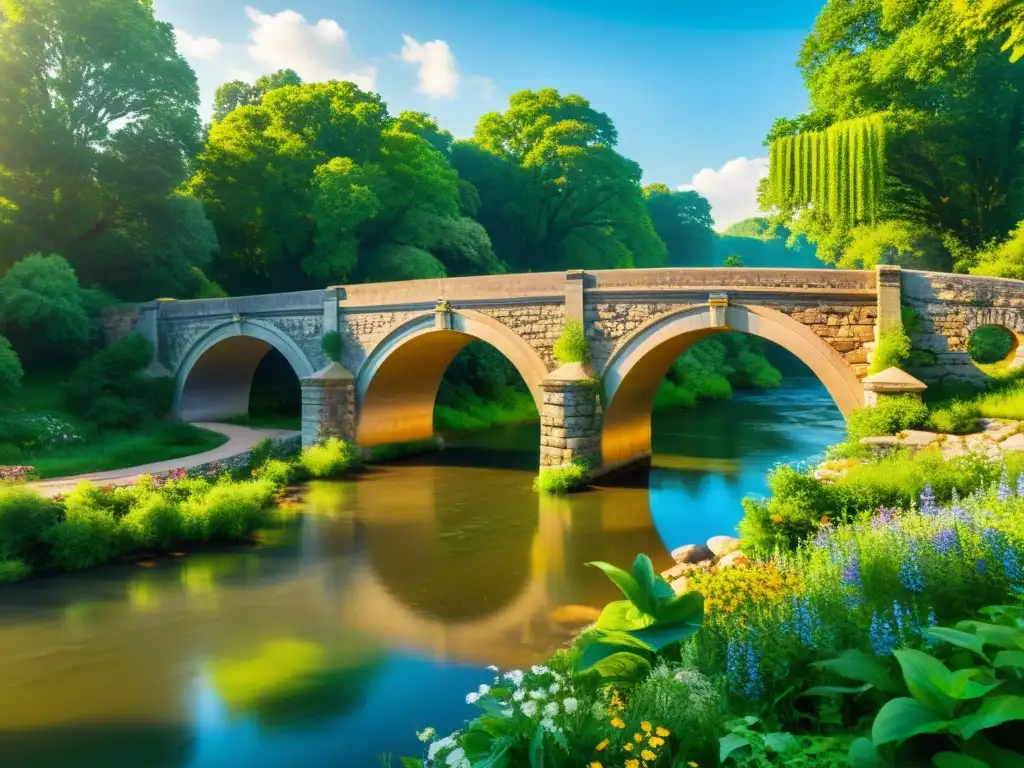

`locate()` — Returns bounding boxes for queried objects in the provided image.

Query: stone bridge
[101,267,1024,478]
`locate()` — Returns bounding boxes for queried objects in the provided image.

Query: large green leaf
[871,697,950,745]
[993,650,1024,670]
[631,553,674,602]
[652,589,704,625]
[719,732,751,763]
[956,621,1023,650]
[588,651,651,682]
[922,627,989,660]
[586,560,652,613]
[813,649,902,694]
[399,759,424,768]
[576,631,652,673]
[764,732,799,754]
[626,617,703,650]
[803,683,875,697]
[951,695,1024,740]
[848,737,886,768]
[931,753,991,768]
[595,599,653,632]
[528,724,544,768]
[470,741,510,768]
[893,650,958,717]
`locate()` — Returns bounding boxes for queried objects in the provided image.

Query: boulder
[706,535,740,558]
[718,551,750,569]
[669,576,690,595]
[1000,433,1024,452]
[671,543,715,565]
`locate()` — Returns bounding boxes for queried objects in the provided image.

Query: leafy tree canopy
[188,80,500,293]
[453,88,666,272]
[0,0,212,299]
[212,68,302,123]
[643,184,716,266]
[0,254,91,347]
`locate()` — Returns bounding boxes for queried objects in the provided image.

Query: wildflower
[688,763,699,767]
[920,484,937,515]
[1017,472,1024,497]
[625,761,639,768]
[899,551,925,593]
[648,736,665,747]
[610,716,625,729]
[504,669,525,687]
[465,692,479,705]
[633,732,643,743]
[512,690,525,702]
[771,514,783,524]
[416,727,436,742]
[893,601,905,635]
[500,708,512,717]
[873,506,897,529]
[656,727,670,737]
[744,638,764,701]
[841,552,862,591]
[427,736,455,761]
[595,739,609,751]
[933,527,961,557]
[531,664,550,675]
[820,515,831,525]
[446,747,469,768]
[870,613,897,657]
[998,465,1012,502]
[521,700,538,718]
[641,750,657,761]
[589,763,603,768]
[529,689,547,700]
[786,596,817,647]
[563,697,578,714]
[548,682,561,695]
[640,721,652,733]
[486,664,498,672]
[477,684,490,696]
[543,701,559,718]
[726,639,743,690]
[623,743,633,751]
[540,716,557,732]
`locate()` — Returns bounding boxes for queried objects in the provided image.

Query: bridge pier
[540,364,603,474]
[300,362,357,447]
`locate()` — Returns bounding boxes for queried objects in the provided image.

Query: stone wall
[99,306,140,346]
[336,309,421,377]
[477,304,563,370]
[539,380,602,469]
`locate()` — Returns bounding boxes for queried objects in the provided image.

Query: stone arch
[963,308,1024,369]
[600,304,864,471]
[174,319,315,421]
[355,308,549,446]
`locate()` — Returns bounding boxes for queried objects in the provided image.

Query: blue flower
[899,551,925,593]
[726,639,743,687]
[870,614,898,656]
[873,506,897,530]
[813,526,833,549]
[976,559,989,575]
[920,484,937,515]
[998,465,1012,502]
[1017,472,1024,498]
[982,528,1022,583]
[743,635,764,701]
[786,596,817,647]
[842,552,862,590]
[932,527,961,557]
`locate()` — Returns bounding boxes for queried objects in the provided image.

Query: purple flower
[899,550,925,593]
[976,559,989,575]
[998,465,1012,503]
[744,634,764,701]
[870,614,898,657]
[1017,472,1024,498]
[842,552,862,590]
[785,597,817,647]
[982,528,1022,583]
[873,506,898,530]
[920,484,937,515]
[813,525,833,549]
[932,527,961,557]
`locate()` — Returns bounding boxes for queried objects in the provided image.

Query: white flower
[512,689,525,702]
[446,747,468,767]
[417,726,436,742]
[427,736,455,760]
[501,707,513,717]
[465,692,479,705]
[477,683,491,696]
[529,689,547,700]
[540,716,559,732]
[531,664,550,675]
[562,697,578,714]
[548,682,561,695]
[542,701,559,718]
[486,664,499,672]
[521,700,538,718]
[504,669,525,687]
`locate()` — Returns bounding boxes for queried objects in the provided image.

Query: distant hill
[713,217,824,269]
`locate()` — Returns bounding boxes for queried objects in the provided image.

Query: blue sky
[154,0,825,229]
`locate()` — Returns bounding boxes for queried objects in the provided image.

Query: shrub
[119,495,183,550]
[534,461,588,494]
[299,438,358,478]
[846,395,929,441]
[553,319,589,365]
[927,399,980,433]
[0,412,84,451]
[320,330,343,363]
[195,479,275,540]
[0,253,92,348]
[0,487,60,562]
[868,326,912,375]
[968,324,1015,364]
[45,503,120,570]
[0,558,30,583]
[0,333,23,397]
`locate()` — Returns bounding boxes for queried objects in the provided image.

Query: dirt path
[29,422,299,497]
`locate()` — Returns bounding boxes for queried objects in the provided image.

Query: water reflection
[0,379,844,766]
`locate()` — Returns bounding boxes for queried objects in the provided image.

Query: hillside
[712,217,824,269]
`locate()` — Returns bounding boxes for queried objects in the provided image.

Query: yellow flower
[640,721,652,733]
[596,739,609,752]
[625,761,639,768]
[589,763,602,768]
[633,732,643,742]
[610,717,625,729]
[624,743,633,752]
[687,763,699,767]
[648,736,665,748]
[656,726,670,737]
[641,749,657,761]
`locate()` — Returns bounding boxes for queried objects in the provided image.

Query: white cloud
[244,7,376,89]
[679,156,769,231]
[173,29,222,60]
[468,75,498,102]
[399,34,459,98]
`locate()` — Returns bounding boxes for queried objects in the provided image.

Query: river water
[0,379,844,767]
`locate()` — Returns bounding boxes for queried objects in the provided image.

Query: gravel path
[29,422,299,497]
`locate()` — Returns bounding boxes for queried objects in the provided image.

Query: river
[0,378,844,767]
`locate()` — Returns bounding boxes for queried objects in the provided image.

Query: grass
[534,461,589,494]
[434,389,538,432]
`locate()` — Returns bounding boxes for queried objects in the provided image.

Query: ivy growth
[553,319,590,365]
[321,331,343,363]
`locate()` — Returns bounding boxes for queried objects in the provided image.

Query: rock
[661,562,689,581]
[899,430,940,448]
[1000,433,1024,452]
[981,420,1019,442]
[706,535,740,558]
[671,544,715,565]
[550,605,601,624]
[669,576,690,595]
[718,551,750,569]
[859,436,900,456]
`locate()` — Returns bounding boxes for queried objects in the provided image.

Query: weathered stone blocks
[300,362,356,447]
[539,363,602,470]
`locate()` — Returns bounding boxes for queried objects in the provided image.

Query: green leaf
[932,753,990,768]
[528,724,544,768]
[631,553,674,602]
[946,669,1003,701]
[595,600,653,632]
[923,627,989,660]
[576,632,652,673]
[652,589,705,625]
[462,726,496,759]
[586,560,651,613]
[951,695,1024,740]
[956,621,1023,650]
[813,648,902,694]
[399,759,424,768]
[802,683,874,697]
[720,732,751,763]
[764,732,799,754]
[893,649,958,717]
[626,617,703,650]
[470,741,510,768]
[588,651,652,682]
[993,651,1024,670]
[871,697,950,745]
[848,737,885,768]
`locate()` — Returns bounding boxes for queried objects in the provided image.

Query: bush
[0,253,92,348]
[321,330,343,363]
[0,487,60,562]
[299,438,358,478]
[190,479,276,540]
[119,495,183,550]
[0,333,23,398]
[868,325,912,374]
[65,333,173,429]
[0,412,84,451]
[534,461,588,494]
[968,324,1015,364]
[45,502,120,570]
[845,395,929,441]
[927,399,980,433]
[0,559,30,583]
[553,320,589,365]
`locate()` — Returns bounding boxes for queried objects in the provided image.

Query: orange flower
[820,515,831,525]
[771,514,784,524]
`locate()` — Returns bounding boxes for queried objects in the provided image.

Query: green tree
[643,184,716,266]
[211,68,302,123]
[723,254,744,267]
[452,88,666,272]
[188,81,499,293]
[0,333,22,398]
[760,0,1024,270]
[0,0,211,298]
[0,255,92,358]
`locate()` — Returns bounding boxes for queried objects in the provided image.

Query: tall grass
[434,389,537,432]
